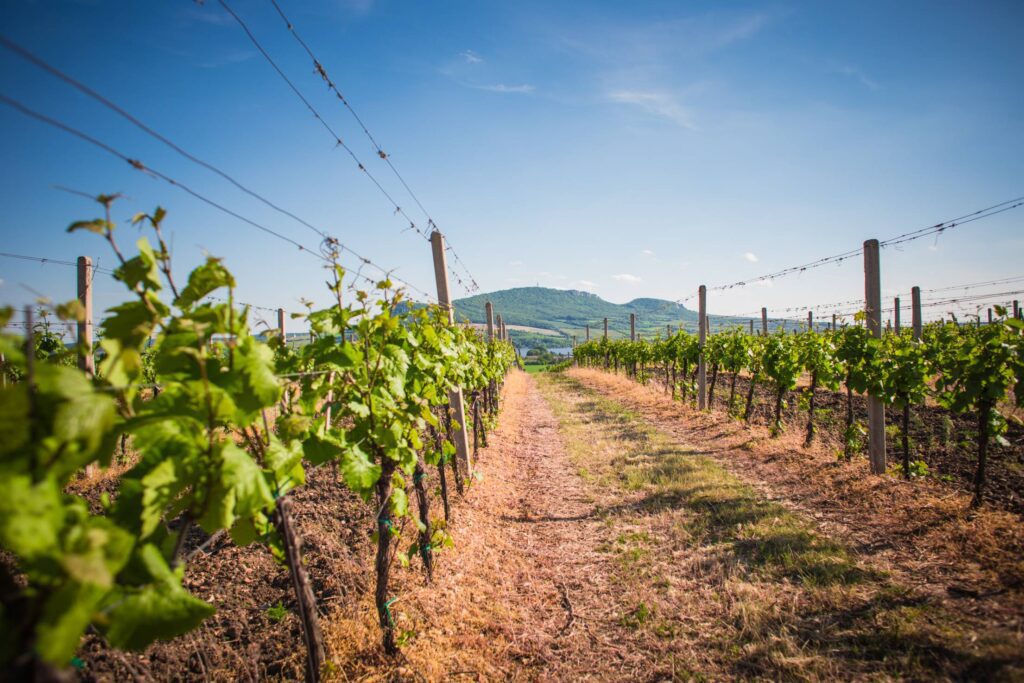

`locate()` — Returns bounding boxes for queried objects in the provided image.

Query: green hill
[451,287,777,349]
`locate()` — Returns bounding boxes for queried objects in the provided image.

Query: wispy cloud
[613,273,642,284]
[572,279,599,291]
[606,89,695,128]
[744,252,759,263]
[475,83,535,94]
[460,50,483,64]
[835,65,879,90]
[641,248,655,256]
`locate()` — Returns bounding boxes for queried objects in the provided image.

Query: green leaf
[174,258,235,309]
[0,475,64,565]
[340,443,381,497]
[35,580,107,664]
[104,581,215,651]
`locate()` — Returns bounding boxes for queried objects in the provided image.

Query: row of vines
[0,200,515,680]
[573,315,1024,506]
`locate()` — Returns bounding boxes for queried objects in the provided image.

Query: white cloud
[641,249,655,256]
[459,50,482,64]
[744,252,759,263]
[508,259,524,266]
[835,65,879,90]
[613,273,642,284]
[475,83,535,94]
[572,279,599,291]
[606,89,695,129]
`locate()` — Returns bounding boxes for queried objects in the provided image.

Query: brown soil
[640,364,1024,513]
[565,367,1024,630]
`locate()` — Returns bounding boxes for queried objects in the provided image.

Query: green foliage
[0,202,514,671]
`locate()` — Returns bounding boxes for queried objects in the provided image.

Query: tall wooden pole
[749,319,753,335]
[698,285,707,409]
[603,317,608,339]
[987,308,993,325]
[430,231,472,474]
[864,240,886,474]
[277,307,287,343]
[1014,300,1021,320]
[894,297,901,333]
[485,302,494,341]
[585,324,590,342]
[77,256,94,376]
[761,307,768,336]
[807,310,813,331]
[911,286,922,340]
[630,313,636,341]
[832,313,836,330]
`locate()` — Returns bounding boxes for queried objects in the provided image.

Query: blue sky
[1,0,1022,331]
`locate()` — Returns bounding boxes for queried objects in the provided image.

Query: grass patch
[535,371,1024,681]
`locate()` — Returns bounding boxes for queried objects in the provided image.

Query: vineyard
[3,2,1024,681]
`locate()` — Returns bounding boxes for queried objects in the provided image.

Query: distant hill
[450,287,778,348]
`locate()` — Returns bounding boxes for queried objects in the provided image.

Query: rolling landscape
[452,286,798,349]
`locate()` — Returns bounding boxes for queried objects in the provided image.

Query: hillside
[452,287,773,348]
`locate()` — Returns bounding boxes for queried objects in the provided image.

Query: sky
[1,0,1022,333]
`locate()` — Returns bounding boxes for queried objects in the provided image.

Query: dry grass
[538,372,1024,681]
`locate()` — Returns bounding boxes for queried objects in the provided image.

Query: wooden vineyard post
[630,313,636,341]
[987,308,993,324]
[430,231,472,475]
[832,313,837,330]
[807,310,813,331]
[277,307,287,343]
[585,324,590,341]
[485,301,494,340]
[911,286,922,340]
[761,307,768,335]
[749,319,754,335]
[894,297,901,333]
[604,317,609,339]
[698,285,707,410]
[77,256,94,376]
[273,497,327,678]
[572,334,577,349]
[1014,300,1021,320]
[667,324,671,338]
[864,239,886,474]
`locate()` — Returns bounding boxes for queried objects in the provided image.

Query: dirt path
[327,370,661,681]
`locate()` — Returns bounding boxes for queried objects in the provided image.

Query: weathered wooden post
[485,302,494,341]
[277,307,287,343]
[585,324,590,341]
[666,324,671,338]
[749,319,754,335]
[761,307,768,335]
[864,239,886,474]
[807,310,813,331]
[894,297,901,333]
[630,313,636,341]
[77,256,94,376]
[430,231,472,474]
[832,313,837,330]
[698,285,707,409]
[911,286,922,340]
[603,317,609,339]
[987,308,993,324]
[1014,300,1021,319]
